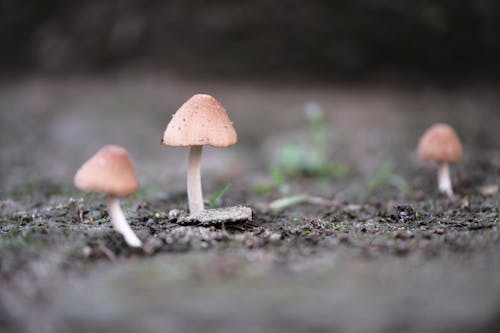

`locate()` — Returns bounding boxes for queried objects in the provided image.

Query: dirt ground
[0,74,499,333]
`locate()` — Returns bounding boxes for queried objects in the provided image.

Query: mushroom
[161,94,237,215]
[74,145,142,247]
[417,123,463,197]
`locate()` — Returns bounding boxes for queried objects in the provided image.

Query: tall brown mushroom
[74,145,142,247]
[417,123,463,197]
[161,94,237,215]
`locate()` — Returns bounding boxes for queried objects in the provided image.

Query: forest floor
[0,74,499,333]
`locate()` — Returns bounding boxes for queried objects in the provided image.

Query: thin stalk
[187,145,204,215]
[437,162,453,198]
[108,196,142,247]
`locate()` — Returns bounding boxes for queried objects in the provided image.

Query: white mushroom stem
[108,196,142,247]
[187,145,204,215]
[437,163,453,198]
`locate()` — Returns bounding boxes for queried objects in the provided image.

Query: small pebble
[338,233,350,243]
[479,185,499,197]
[168,209,180,220]
[82,246,92,257]
[269,233,282,243]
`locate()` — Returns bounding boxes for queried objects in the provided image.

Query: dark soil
[0,75,499,333]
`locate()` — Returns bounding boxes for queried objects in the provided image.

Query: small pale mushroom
[74,145,142,247]
[161,94,238,216]
[417,123,463,197]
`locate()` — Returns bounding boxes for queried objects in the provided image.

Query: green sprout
[270,166,290,193]
[274,101,348,179]
[252,101,348,197]
[368,161,407,194]
[250,166,290,196]
[209,183,231,209]
[269,194,308,213]
[251,183,274,196]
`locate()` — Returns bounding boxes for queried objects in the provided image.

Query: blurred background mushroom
[74,145,142,247]
[417,123,463,197]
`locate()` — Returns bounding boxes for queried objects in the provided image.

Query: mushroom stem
[107,196,142,247]
[187,145,204,215]
[437,163,453,197]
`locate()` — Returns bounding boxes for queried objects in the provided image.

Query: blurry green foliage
[252,101,348,197]
[367,161,407,194]
[250,167,289,196]
[275,101,348,179]
[422,3,449,34]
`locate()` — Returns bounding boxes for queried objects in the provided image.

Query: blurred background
[2,0,500,78]
[2,3,500,333]
[1,0,499,199]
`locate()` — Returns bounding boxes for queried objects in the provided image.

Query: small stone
[479,185,499,197]
[338,233,350,243]
[269,233,282,243]
[395,244,410,256]
[143,237,163,255]
[460,197,470,210]
[394,230,413,240]
[82,246,92,257]
[177,206,252,226]
[168,209,180,220]
[396,205,416,223]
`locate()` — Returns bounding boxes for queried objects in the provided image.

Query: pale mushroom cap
[161,94,238,148]
[74,145,139,196]
[418,123,463,163]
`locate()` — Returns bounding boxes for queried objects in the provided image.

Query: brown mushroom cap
[418,123,463,163]
[74,145,139,196]
[161,94,237,148]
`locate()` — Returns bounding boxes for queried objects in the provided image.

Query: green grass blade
[209,183,232,208]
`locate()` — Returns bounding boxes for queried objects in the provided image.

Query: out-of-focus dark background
[2,0,499,79]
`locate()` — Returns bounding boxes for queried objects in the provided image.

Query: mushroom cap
[74,145,139,196]
[161,94,237,148]
[417,123,463,163]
